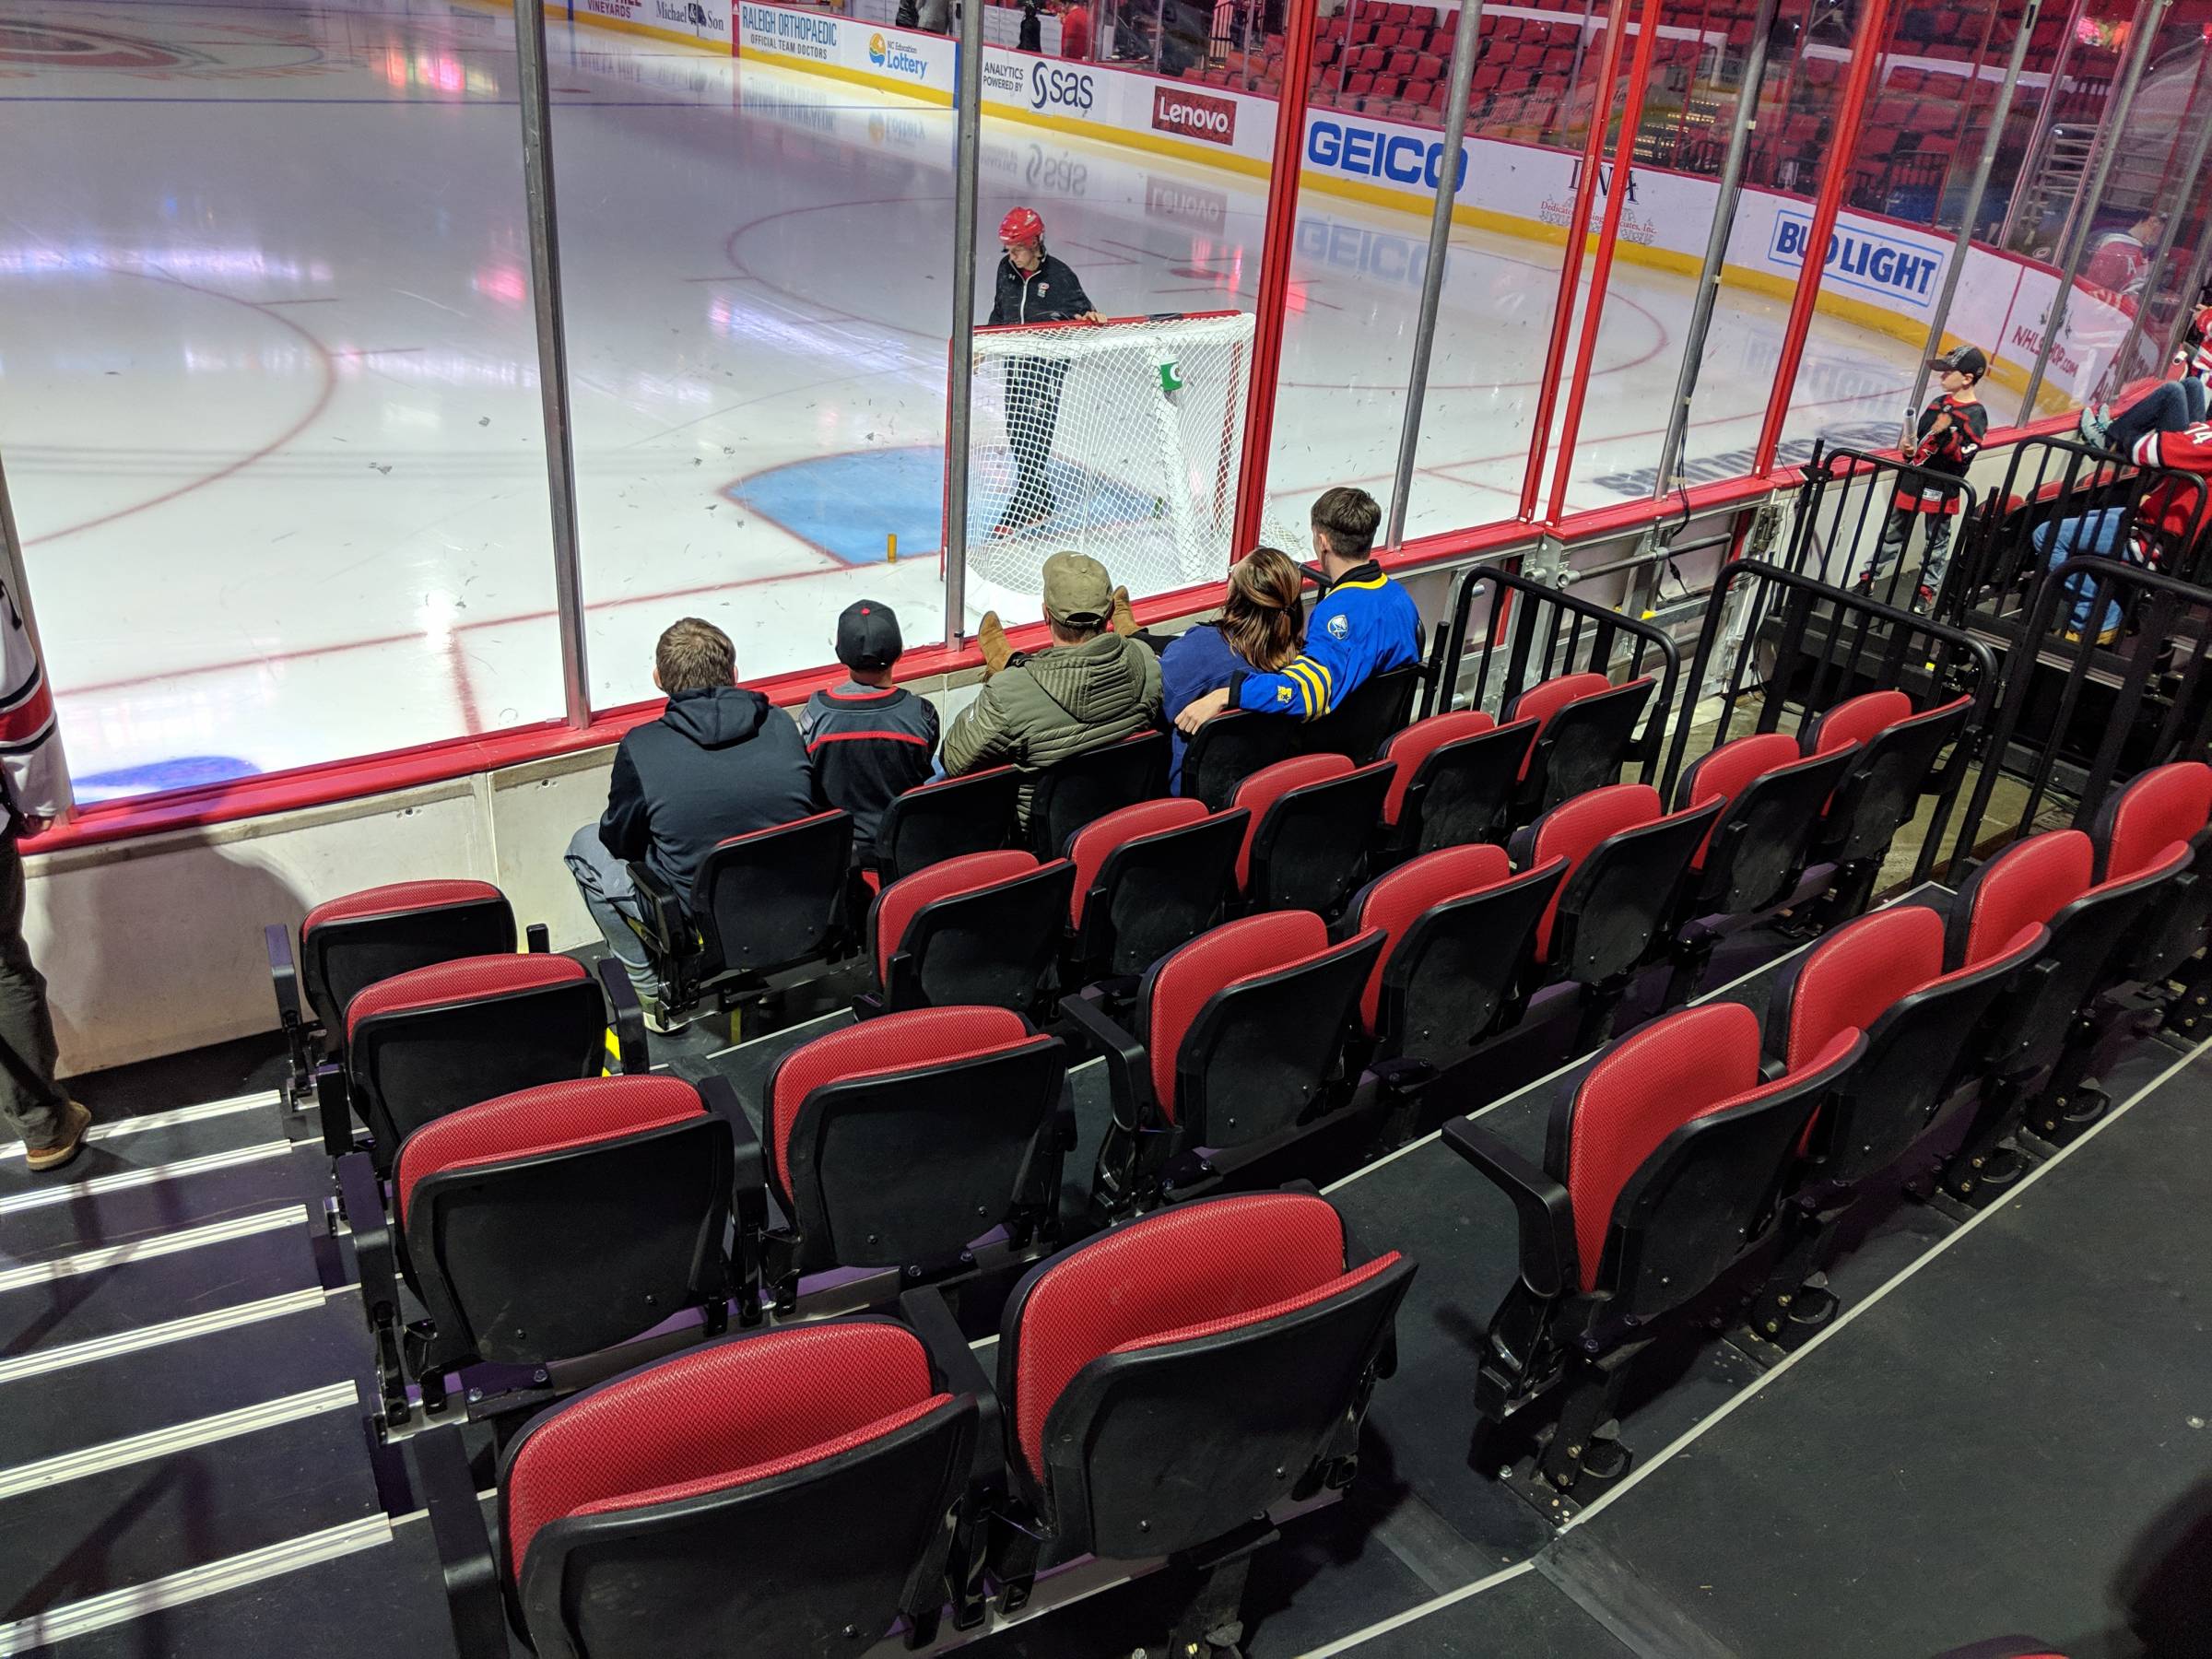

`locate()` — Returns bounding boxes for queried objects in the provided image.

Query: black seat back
[1180,709,1299,810]
[876,766,1020,884]
[1300,664,1423,765]
[1030,730,1171,857]
[1816,694,1971,865]
[1517,677,1655,815]
[1383,715,1538,857]
[1242,760,1396,918]
[300,879,517,1034]
[695,810,853,977]
[1679,740,1859,919]
[1067,804,1248,982]
[880,856,1078,1013]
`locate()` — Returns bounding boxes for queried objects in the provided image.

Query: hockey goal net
[956,310,1262,621]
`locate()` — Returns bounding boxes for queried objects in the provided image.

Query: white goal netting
[959,311,1266,621]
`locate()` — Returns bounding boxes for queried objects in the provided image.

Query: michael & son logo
[868,30,932,79]
[1305,118,1468,192]
[1768,211,1942,308]
[1030,62,1095,112]
[1152,85,1236,146]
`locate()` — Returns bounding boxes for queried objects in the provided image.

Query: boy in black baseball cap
[799,601,939,869]
[1857,344,1989,615]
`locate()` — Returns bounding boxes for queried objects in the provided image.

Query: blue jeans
[565,823,657,994]
[2035,508,2131,635]
[2107,376,2210,453]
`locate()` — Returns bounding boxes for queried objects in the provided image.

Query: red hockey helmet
[998,206,1045,247]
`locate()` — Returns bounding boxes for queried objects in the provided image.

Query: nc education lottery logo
[867,31,931,78]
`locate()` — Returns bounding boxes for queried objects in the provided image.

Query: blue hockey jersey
[1230,561,1421,719]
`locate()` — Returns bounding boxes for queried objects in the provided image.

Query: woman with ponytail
[1159,547,1306,789]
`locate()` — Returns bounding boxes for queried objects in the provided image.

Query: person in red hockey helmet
[987,206,1105,534]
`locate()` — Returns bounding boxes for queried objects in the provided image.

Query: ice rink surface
[0,0,1927,799]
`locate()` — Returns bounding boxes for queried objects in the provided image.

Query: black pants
[0,838,65,1147]
[1004,359,1066,524]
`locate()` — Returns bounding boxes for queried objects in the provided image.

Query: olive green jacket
[939,631,1164,806]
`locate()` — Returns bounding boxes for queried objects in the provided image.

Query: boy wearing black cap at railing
[1855,344,1990,616]
[799,601,938,869]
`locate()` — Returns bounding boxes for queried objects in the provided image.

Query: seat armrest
[337,1151,400,1329]
[314,1063,355,1159]
[525,923,549,954]
[626,861,688,957]
[697,1074,766,1325]
[595,957,650,1074]
[266,924,303,1028]
[1058,988,1156,1127]
[900,1286,1007,1631]
[411,1425,510,1659]
[1441,1118,1574,1298]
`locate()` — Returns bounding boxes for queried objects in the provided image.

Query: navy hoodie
[599,686,815,904]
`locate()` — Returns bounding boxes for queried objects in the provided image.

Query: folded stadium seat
[629,809,855,1023]
[1180,706,1300,809]
[432,1319,987,1659]
[1503,671,1657,820]
[1348,845,1568,1110]
[338,952,629,1171]
[1402,84,1434,109]
[989,1191,1413,1647]
[341,1073,742,1425]
[1662,732,1859,1003]
[1386,48,1416,73]
[1377,711,1538,861]
[875,764,1021,885]
[1372,23,1401,47]
[1027,728,1171,858]
[1414,50,1441,77]
[1800,689,1974,920]
[865,850,1077,1018]
[1747,903,2042,1345]
[1509,782,1724,1046]
[1425,79,1449,109]
[1936,829,2187,1204]
[1064,911,1384,1215]
[1443,1001,1864,1494]
[1064,798,1248,991]
[1232,754,1396,919]
[267,877,522,1105]
[743,1007,1072,1315]
[2091,761,2212,1036]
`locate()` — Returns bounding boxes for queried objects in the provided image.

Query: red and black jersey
[1892,394,1988,516]
[2128,422,2212,561]
[799,682,939,865]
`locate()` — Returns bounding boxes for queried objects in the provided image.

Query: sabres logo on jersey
[1326,613,1350,641]
[1276,687,1293,704]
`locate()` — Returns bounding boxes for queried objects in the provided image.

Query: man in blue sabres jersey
[1174,487,1421,733]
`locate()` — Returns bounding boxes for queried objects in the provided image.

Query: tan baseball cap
[1041,551,1112,626]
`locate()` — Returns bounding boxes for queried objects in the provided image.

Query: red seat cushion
[1679,731,1803,868]
[765,1006,1032,1199]
[872,850,1040,982]
[394,1076,703,1221]
[503,1323,947,1579]
[302,878,503,937]
[345,952,586,1041]
[1066,798,1210,927]
[2102,761,2212,881]
[1783,905,1946,1069]
[1566,1003,1845,1290]
[1806,688,1912,758]
[1009,1191,1379,1483]
[1527,782,1662,959]
[1379,709,1497,826]
[1230,753,1354,889]
[1353,843,1512,1032]
[1960,830,2092,969]
[1144,911,1329,1118]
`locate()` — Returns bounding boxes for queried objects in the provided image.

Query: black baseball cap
[835,600,902,670]
[1930,345,1989,379]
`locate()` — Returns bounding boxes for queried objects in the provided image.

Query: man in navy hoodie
[566,618,813,1030]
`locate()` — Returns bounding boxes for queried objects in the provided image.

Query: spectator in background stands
[2079,303,2212,451]
[1173,487,1419,734]
[1058,0,1091,58]
[2084,209,2168,307]
[1018,0,1042,52]
[0,581,88,1173]
[800,601,937,870]
[1160,547,1305,788]
[567,618,813,1031]
[943,551,1161,823]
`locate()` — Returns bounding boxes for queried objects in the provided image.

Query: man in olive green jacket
[941,552,1163,819]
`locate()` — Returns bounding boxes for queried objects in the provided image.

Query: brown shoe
[26,1100,92,1174]
[978,610,1012,678]
[1110,585,1138,638]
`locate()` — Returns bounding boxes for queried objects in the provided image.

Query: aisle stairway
[0,1083,453,1657]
